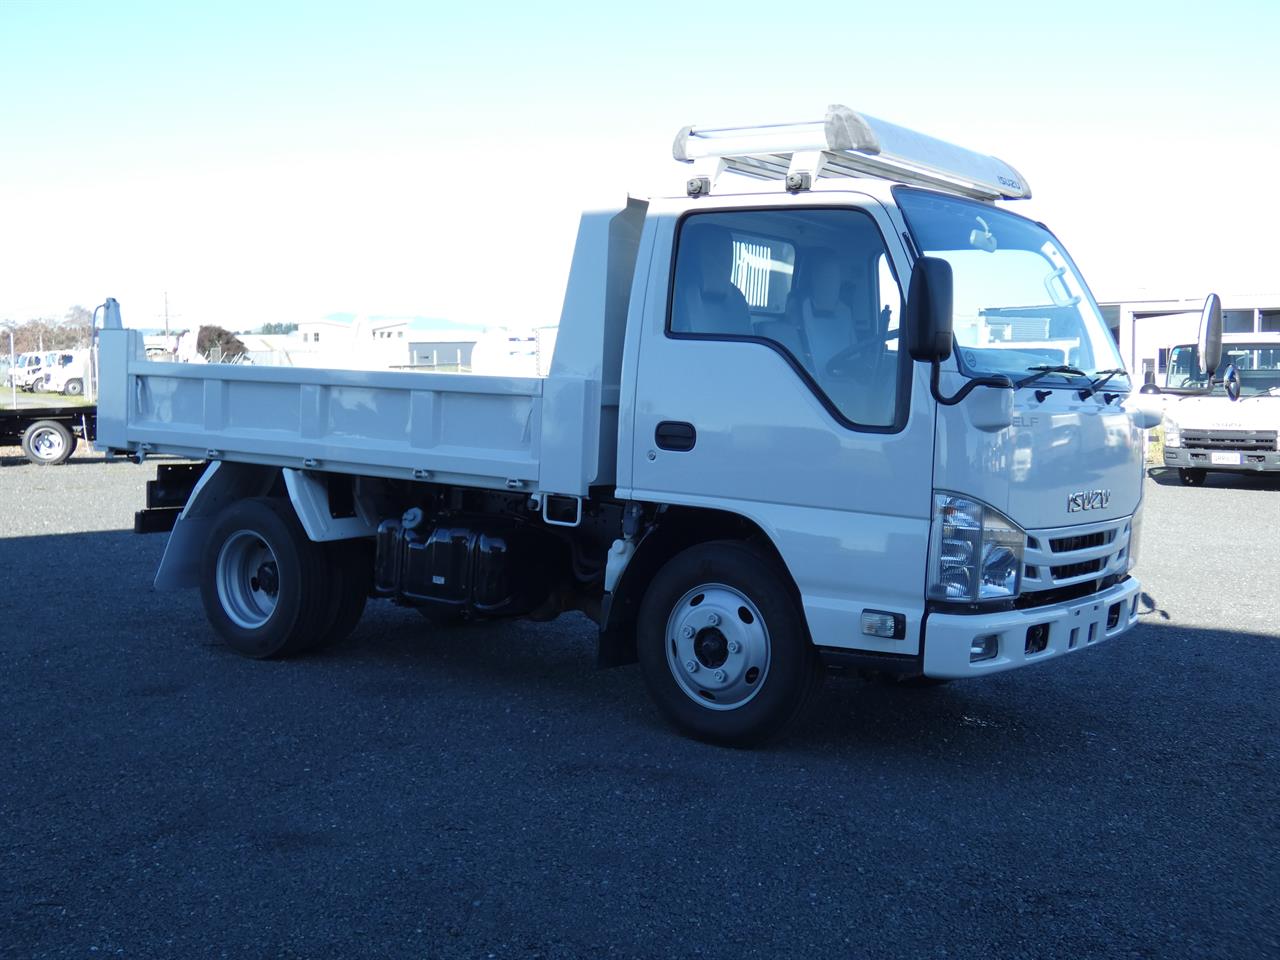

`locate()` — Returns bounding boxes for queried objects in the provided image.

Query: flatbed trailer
[0,405,97,464]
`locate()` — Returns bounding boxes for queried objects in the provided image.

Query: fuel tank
[933,386,1146,529]
[373,515,558,618]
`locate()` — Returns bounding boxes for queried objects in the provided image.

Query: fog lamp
[970,634,999,663]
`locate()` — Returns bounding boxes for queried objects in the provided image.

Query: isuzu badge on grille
[1068,490,1111,512]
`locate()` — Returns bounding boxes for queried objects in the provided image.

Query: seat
[672,224,752,336]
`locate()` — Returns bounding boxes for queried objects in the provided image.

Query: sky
[1,0,1278,332]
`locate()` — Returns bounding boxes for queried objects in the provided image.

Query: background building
[1099,295,1280,384]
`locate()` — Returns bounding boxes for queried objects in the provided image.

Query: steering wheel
[824,341,880,381]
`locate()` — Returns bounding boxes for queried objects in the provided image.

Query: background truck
[41,349,90,396]
[96,105,1174,744]
[1,405,97,464]
[7,351,51,391]
[1155,331,1280,484]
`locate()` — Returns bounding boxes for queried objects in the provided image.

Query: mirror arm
[929,360,1016,406]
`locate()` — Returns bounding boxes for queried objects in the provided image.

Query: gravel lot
[1,449,1276,959]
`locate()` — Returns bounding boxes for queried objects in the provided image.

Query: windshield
[896,188,1127,387]
[1166,342,1280,397]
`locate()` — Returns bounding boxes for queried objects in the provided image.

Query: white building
[1098,295,1280,385]
[294,317,353,358]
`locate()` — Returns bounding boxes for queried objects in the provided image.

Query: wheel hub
[665,583,771,712]
[253,561,279,596]
[33,430,64,457]
[215,531,281,630]
[694,627,729,668]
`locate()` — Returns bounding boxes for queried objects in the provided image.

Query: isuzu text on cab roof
[94,105,1183,744]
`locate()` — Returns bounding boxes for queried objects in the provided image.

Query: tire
[637,540,824,746]
[1178,468,1208,487]
[310,538,373,650]
[199,497,331,658]
[21,420,76,465]
[63,379,84,397]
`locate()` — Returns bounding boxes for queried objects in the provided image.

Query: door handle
[655,421,696,452]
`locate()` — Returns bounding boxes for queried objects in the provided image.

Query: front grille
[1024,517,1130,593]
[1182,429,1277,452]
[1051,559,1103,579]
[1050,531,1113,553]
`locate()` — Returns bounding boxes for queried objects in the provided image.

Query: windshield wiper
[1015,364,1089,389]
[1080,367,1127,398]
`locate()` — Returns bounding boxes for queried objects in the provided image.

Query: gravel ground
[1,452,1276,959]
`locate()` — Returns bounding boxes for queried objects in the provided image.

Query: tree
[2,308,94,355]
[58,305,92,349]
[258,322,298,335]
[197,325,246,361]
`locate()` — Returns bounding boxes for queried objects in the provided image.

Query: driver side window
[669,209,905,429]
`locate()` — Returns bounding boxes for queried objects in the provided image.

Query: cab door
[624,196,937,655]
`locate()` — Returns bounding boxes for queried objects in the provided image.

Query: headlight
[1164,422,1180,448]
[929,493,1025,603]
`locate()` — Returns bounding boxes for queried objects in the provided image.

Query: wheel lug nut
[685,660,699,673]
[727,640,741,654]
[713,669,726,682]
[707,613,721,626]
[682,625,694,638]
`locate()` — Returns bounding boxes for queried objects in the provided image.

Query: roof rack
[673,104,1030,202]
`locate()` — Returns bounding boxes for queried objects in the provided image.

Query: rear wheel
[638,541,823,746]
[1178,468,1208,487]
[199,497,331,658]
[21,420,76,465]
[63,378,84,396]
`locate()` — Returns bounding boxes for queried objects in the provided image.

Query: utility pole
[6,326,15,410]
[164,291,170,345]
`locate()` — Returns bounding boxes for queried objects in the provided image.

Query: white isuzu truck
[96,105,1178,745]
[1156,330,1280,485]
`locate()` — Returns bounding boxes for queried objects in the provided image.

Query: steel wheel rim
[30,428,66,461]
[665,582,771,711]
[215,530,281,629]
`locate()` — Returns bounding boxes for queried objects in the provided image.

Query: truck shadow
[0,449,112,468]
[4,528,1275,776]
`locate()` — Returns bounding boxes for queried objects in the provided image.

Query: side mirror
[1198,293,1222,377]
[906,256,954,363]
[1223,363,1242,402]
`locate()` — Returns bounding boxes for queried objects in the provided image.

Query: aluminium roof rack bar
[673,104,1031,202]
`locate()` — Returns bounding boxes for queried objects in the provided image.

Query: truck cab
[1159,331,1280,483]
[42,350,89,396]
[617,172,1147,688]
[97,105,1160,745]
[9,351,46,391]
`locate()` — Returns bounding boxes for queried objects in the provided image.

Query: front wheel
[1178,468,1208,487]
[638,541,823,746]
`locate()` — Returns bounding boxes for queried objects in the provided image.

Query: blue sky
[2,0,1277,329]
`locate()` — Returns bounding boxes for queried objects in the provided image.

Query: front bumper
[922,576,1141,679]
[1164,447,1280,472]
